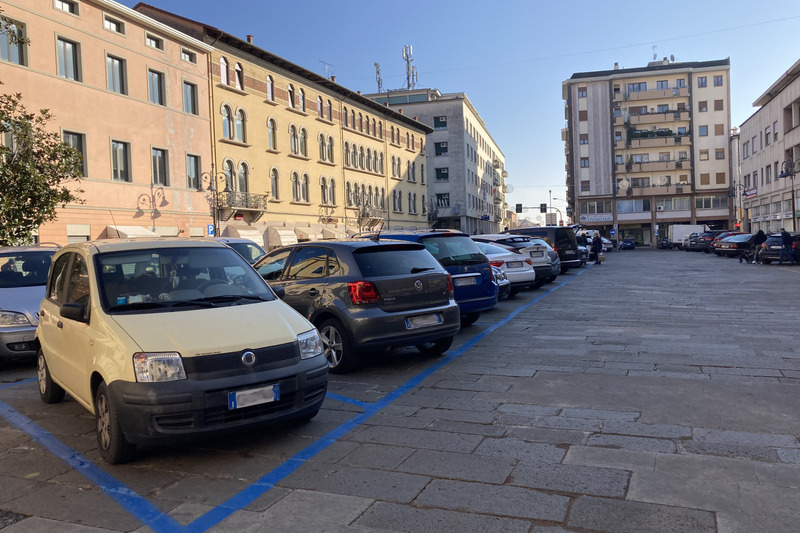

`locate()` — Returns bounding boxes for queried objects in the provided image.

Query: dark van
[502,226,582,272]
[356,230,498,327]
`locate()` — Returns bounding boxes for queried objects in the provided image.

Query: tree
[0,93,84,245]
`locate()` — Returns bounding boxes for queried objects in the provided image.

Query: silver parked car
[0,245,58,360]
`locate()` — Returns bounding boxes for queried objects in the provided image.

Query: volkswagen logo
[414,280,423,291]
[241,351,256,367]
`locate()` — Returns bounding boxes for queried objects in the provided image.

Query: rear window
[0,251,54,288]
[353,245,442,276]
[419,235,488,267]
[475,242,510,255]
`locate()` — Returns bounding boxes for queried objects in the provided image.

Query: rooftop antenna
[374,62,383,93]
[319,60,335,80]
[652,45,657,61]
[670,54,675,62]
[402,45,416,89]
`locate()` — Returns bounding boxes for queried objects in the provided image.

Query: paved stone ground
[0,248,798,532]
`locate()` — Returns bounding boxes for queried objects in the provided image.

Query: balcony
[628,110,690,125]
[218,191,269,222]
[617,160,691,174]
[614,87,690,102]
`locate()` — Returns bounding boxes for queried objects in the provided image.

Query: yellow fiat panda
[36,239,328,464]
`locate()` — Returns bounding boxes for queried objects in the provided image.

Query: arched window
[367,185,373,206]
[235,108,246,142]
[344,142,350,166]
[380,188,386,209]
[270,168,279,200]
[408,192,412,213]
[320,177,328,205]
[329,178,336,205]
[360,184,366,207]
[378,121,383,138]
[351,144,357,167]
[268,118,277,150]
[353,182,360,206]
[289,125,298,154]
[373,187,379,207]
[397,157,402,177]
[317,96,323,118]
[299,128,308,157]
[365,115,369,135]
[346,181,352,206]
[234,63,243,90]
[298,88,305,111]
[326,100,332,121]
[266,75,274,101]
[379,152,384,174]
[406,132,410,147]
[221,105,232,140]
[343,106,348,127]
[372,151,377,173]
[219,57,229,85]
[287,84,295,108]
[398,189,403,212]
[319,133,326,161]
[406,160,411,181]
[291,172,300,201]
[222,159,234,190]
[327,136,334,162]
[391,126,395,143]
[411,134,415,151]
[350,110,355,128]
[359,146,365,169]
[422,194,426,214]
[366,149,372,171]
[391,155,396,177]
[238,162,249,192]
[412,161,416,181]
[301,173,309,202]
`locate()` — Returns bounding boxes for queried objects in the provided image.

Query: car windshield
[419,235,488,266]
[97,246,275,312]
[0,251,53,288]
[226,242,266,264]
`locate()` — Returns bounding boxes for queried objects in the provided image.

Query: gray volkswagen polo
[254,240,460,373]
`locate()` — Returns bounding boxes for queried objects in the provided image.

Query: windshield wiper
[410,266,435,273]
[190,294,270,305]
[108,301,169,311]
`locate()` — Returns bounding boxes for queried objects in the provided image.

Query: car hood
[0,285,47,325]
[109,300,313,357]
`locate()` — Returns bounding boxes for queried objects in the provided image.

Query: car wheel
[95,382,135,464]
[762,258,772,264]
[547,275,557,283]
[37,349,65,404]
[319,318,359,374]
[509,287,521,297]
[460,312,480,327]
[416,336,453,356]
[531,279,545,289]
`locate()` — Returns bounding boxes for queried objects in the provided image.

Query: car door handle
[308,288,319,297]
[57,321,63,329]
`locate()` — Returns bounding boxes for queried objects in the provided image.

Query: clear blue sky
[123,0,800,223]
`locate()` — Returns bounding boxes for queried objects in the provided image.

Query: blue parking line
[0,269,587,532]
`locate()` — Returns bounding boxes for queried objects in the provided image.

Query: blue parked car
[354,230,497,327]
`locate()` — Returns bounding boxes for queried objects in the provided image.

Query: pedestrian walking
[591,235,604,265]
[751,229,768,264]
[778,228,796,264]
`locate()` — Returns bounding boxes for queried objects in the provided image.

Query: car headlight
[297,329,323,360]
[0,311,32,327]
[133,352,186,382]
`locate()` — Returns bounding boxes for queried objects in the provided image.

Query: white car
[472,234,554,287]
[473,241,536,296]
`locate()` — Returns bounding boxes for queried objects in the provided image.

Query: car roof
[0,244,61,254]
[55,238,231,255]
[273,239,425,251]
[357,229,467,237]
[203,237,262,245]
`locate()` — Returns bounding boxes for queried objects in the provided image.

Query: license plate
[770,245,781,250]
[406,313,444,329]
[228,384,280,410]
[454,276,477,286]
[529,251,544,258]
[506,261,523,268]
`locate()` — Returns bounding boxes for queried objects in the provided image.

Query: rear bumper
[347,300,461,350]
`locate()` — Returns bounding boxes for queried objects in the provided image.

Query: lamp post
[727,182,745,231]
[199,165,230,237]
[777,158,799,232]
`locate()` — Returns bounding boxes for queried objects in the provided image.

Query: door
[279,246,331,320]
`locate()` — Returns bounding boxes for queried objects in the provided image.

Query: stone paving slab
[397,449,515,483]
[568,496,717,533]
[510,461,630,497]
[354,502,532,533]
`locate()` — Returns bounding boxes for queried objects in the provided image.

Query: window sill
[318,160,336,167]
[347,128,380,140]
[316,117,335,126]
[217,83,248,96]
[266,148,280,155]
[290,201,312,206]
[269,198,282,203]
[288,153,311,161]
[264,98,279,106]
[286,107,308,117]
[219,138,251,148]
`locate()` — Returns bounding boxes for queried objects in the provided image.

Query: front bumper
[0,326,38,359]
[108,352,328,445]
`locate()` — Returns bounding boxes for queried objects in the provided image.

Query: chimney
[614,62,619,70]
[246,35,253,44]
[398,109,403,114]
[331,75,336,82]
[357,91,362,95]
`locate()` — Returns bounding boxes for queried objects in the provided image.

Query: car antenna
[370,220,384,242]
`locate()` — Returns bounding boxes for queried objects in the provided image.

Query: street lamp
[199,165,231,237]
[777,158,799,232]
[727,182,745,230]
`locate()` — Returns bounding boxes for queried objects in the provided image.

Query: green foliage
[0,93,83,245]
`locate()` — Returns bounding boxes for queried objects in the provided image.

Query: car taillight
[525,258,532,265]
[446,274,454,297]
[510,248,523,254]
[348,281,380,305]
[489,260,504,267]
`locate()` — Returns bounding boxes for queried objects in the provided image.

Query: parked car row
[697,231,800,263]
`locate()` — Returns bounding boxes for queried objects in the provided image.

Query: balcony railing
[616,160,691,173]
[219,191,269,210]
[613,87,690,102]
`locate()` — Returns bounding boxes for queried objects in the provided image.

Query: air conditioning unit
[656,206,664,211]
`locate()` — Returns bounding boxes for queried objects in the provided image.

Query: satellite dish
[505,184,515,193]
[618,179,630,189]
[655,176,667,186]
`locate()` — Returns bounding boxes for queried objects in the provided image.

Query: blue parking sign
[208,224,215,236]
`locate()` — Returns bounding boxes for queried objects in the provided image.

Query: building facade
[563,58,732,245]
[1,0,214,243]
[363,89,508,235]
[738,58,800,234]
[135,5,432,249]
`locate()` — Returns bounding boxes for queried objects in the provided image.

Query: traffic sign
[208,224,215,236]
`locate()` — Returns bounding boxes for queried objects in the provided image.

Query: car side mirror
[60,302,88,323]
[271,285,285,299]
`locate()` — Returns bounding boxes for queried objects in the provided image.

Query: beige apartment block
[563,58,732,246]
[738,58,800,234]
[135,5,431,249]
[0,0,214,244]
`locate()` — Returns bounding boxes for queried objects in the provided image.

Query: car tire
[37,349,65,404]
[460,312,480,328]
[319,318,359,374]
[547,275,557,284]
[762,258,772,264]
[95,382,136,464]
[509,287,521,297]
[416,336,454,356]
[531,279,545,289]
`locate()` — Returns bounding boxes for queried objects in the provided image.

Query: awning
[223,226,265,247]
[294,226,323,241]
[266,227,298,249]
[104,225,160,238]
[321,227,348,240]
